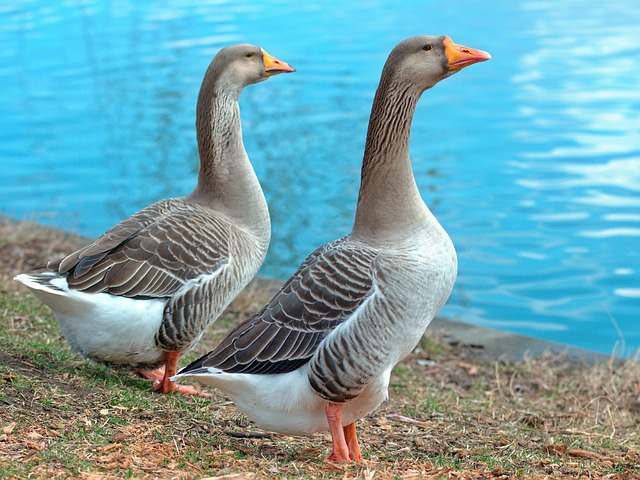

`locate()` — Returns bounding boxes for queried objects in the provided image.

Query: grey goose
[14,44,294,395]
[173,36,490,458]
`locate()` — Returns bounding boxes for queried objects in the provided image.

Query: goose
[13,44,294,395]
[173,36,490,459]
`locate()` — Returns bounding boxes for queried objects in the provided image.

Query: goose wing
[183,236,379,375]
[47,199,230,298]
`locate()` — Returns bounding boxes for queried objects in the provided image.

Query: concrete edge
[429,316,612,364]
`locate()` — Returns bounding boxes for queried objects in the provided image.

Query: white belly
[16,273,166,367]
[178,365,391,436]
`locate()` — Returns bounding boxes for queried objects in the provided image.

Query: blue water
[1,1,639,356]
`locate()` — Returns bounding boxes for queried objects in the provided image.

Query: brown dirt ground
[0,217,639,479]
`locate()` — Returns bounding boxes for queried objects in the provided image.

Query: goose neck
[352,78,429,241]
[190,76,269,233]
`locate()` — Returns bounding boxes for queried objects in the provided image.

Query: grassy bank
[1,218,638,479]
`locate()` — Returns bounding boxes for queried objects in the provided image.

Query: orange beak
[444,37,491,72]
[261,49,295,76]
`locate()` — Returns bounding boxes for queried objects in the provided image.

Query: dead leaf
[376,417,392,430]
[569,448,612,461]
[2,422,16,434]
[457,361,479,375]
[200,474,256,480]
[543,444,568,455]
[24,440,43,450]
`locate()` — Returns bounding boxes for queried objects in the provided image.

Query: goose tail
[13,272,83,315]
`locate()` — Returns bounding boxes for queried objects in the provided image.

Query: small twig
[605,404,616,440]
[508,371,518,397]
[225,431,271,439]
[494,362,505,397]
[386,413,431,427]
[604,304,625,357]
[386,413,473,427]
[549,429,609,438]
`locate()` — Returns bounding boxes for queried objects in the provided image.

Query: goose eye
[245,53,254,58]
[422,45,432,51]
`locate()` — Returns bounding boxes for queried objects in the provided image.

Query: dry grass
[1,217,639,479]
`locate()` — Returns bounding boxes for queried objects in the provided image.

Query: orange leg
[343,422,363,462]
[138,366,165,382]
[325,403,351,462]
[154,350,180,394]
[138,351,211,397]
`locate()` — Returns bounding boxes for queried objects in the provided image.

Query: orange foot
[325,403,363,463]
[343,421,363,462]
[137,351,212,397]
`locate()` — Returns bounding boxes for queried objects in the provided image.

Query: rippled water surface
[1,1,639,355]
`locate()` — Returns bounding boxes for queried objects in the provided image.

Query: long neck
[351,74,430,242]
[189,72,269,232]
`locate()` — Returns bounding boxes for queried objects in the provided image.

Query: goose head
[212,43,295,89]
[383,35,491,92]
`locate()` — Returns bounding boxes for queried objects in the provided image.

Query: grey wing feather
[184,236,378,375]
[46,198,230,299]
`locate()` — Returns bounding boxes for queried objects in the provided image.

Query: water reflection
[505,0,640,354]
[0,0,639,355]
